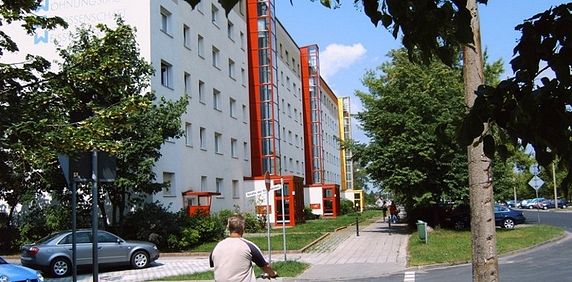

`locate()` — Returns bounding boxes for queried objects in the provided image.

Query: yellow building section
[343,189,364,212]
[338,97,353,192]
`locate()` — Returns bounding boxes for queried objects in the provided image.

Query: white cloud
[320,43,367,80]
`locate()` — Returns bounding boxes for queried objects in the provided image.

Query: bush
[340,199,355,215]
[243,212,264,233]
[121,202,181,250]
[303,206,319,220]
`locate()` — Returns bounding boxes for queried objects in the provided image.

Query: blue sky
[275,1,568,143]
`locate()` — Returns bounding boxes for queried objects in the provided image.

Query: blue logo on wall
[34,1,49,44]
[34,30,49,44]
[36,0,49,12]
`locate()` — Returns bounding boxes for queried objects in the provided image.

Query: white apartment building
[3,0,349,222]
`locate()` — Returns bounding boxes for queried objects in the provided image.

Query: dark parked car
[0,256,44,282]
[537,199,568,209]
[494,204,526,229]
[20,229,159,277]
[444,204,526,230]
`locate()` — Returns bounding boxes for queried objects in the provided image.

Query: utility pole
[463,1,499,281]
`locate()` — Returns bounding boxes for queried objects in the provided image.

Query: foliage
[458,4,572,193]
[354,49,469,209]
[339,199,355,215]
[1,14,188,230]
[121,202,182,250]
[0,1,68,235]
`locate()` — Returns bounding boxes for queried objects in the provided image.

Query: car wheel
[50,257,71,277]
[562,205,567,209]
[543,206,548,210]
[502,218,515,229]
[131,250,150,269]
[528,206,533,209]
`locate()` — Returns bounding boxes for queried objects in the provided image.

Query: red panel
[246,1,262,176]
[300,47,314,185]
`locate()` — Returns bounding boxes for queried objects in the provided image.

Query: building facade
[3,0,350,222]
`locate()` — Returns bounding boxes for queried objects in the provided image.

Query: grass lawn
[408,225,564,266]
[190,210,381,253]
[154,260,309,281]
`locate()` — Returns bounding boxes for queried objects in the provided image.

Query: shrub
[340,199,355,215]
[243,212,264,233]
[121,202,181,250]
[303,206,319,220]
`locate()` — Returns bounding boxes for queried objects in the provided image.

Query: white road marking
[404,271,416,282]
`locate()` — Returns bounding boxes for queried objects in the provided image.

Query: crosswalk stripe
[403,271,416,282]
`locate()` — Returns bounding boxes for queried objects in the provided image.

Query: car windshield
[0,257,6,264]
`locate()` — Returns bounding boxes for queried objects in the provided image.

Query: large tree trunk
[463,1,499,281]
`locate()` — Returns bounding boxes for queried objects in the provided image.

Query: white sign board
[245,184,282,198]
[528,175,544,191]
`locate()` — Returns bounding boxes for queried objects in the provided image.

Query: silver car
[20,229,160,277]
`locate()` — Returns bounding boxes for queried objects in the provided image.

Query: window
[285,50,289,64]
[184,72,191,95]
[198,80,205,103]
[232,180,239,199]
[211,4,219,26]
[185,122,192,146]
[243,141,248,160]
[213,88,221,110]
[160,61,172,88]
[286,76,290,90]
[216,178,223,195]
[183,25,191,48]
[163,172,174,196]
[227,21,234,40]
[160,7,171,35]
[214,132,222,154]
[242,104,247,123]
[230,98,236,118]
[200,176,207,191]
[240,31,245,50]
[212,46,220,68]
[288,103,291,117]
[241,68,246,86]
[231,138,238,158]
[200,127,206,150]
[198,34,204,58]
[228,59,235,79]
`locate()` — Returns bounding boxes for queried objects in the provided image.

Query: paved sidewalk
[288,218,410,281]
[11,217,410,281]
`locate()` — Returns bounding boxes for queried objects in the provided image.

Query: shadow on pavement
[360,222,410,235]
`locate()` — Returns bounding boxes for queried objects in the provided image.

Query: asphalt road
[410,209,572,282]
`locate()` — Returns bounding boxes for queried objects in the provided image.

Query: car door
[59,231,93,266]
[97,231,129,264]
[494,205,508,223]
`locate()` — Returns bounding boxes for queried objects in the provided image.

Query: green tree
[44,19,188,227]
[355,49,470,209]
[0,1,68,229]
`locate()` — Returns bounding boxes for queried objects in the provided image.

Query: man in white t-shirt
[210,214,278,281]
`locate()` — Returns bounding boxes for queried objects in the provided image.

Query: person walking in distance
[381,200,388,222]
[210,214,278,281]
[389,202,398,223]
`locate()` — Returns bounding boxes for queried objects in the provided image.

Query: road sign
[245,184,282,198]
[529,163,541,176]
[528,175,544,191]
